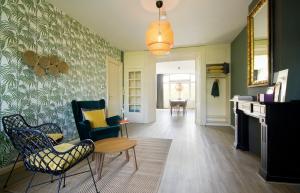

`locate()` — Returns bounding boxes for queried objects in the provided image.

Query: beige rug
[6,138,172,193]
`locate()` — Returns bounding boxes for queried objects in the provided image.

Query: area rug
[6,138,172,193]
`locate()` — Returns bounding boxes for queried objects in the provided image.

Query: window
[162,73,195,108]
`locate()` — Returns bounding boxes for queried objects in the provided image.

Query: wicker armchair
[9,127,98,193]
[2,114,64,189]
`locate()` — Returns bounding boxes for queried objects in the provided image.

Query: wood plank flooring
[1,109,300,193]
[127,109,300,193]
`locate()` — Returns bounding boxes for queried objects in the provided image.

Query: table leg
[125,124,128,138]
[97,153,105,180]
[133,147,138,170]
[95,153,100,174]
[125,150,129,161]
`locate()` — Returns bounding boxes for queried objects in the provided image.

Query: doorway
[156,60,196,116]
[106,57,122,117]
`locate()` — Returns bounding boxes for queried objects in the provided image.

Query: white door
[107,57,122,117]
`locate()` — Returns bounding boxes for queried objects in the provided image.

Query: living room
[1,0,300,193]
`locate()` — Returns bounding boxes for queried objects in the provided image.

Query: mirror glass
[248,0,269,86]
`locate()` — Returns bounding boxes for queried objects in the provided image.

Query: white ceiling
[47,0,251,51]
[156,60,195,74]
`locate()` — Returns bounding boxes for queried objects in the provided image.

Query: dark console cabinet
[232,100,300,183]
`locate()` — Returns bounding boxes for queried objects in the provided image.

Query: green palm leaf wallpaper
[0,0,122,167]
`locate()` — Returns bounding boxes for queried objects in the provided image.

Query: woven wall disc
[49,55,60,65]
[57,61,69,74]
[34,65,46,76]
[48,65,59,76]
[23,50,39,67]
[38,56,51,69]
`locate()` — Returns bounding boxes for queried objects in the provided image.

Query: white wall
[156,60,195,74]
[204,45,231,126]
[124,44,231,125]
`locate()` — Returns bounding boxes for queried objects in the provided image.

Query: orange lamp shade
[146,20,174,56]
[175,83,183,92]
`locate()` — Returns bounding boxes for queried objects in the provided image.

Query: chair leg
[133,147,138,170]
[3,153,20,189]
[87,157,99,193]
[63,173,66,188]
[92,153,95,161]
[25,172,36,193]
[57,175,63,193]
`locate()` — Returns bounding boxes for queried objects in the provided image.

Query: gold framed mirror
[248,0,272,87]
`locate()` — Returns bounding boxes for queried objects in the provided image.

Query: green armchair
[71,99,121,141]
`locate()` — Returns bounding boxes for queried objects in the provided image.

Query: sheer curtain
[156,74,164,109]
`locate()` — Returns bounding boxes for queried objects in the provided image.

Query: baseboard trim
[205,123,232,127]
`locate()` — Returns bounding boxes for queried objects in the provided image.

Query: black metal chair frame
[2,114,64,189]
[8,127,99,193]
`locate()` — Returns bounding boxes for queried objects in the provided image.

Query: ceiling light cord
[156,0,163,41]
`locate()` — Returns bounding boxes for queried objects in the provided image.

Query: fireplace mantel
[231,99,300,183]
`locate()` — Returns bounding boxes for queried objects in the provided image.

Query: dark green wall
[230,0,300,125]
[230,27,248,98]
[273,0,300,101]
[230,27,247,125]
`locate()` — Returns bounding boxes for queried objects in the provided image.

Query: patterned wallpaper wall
[0,0,122,167]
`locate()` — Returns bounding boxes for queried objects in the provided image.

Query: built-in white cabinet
[128,71,142,113]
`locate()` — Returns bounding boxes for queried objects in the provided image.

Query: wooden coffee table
[94,137,138,180]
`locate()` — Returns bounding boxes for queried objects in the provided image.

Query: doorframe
[106,56,123,116]
[153,47,206,125]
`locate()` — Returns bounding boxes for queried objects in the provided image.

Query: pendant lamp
[146,0,174,56]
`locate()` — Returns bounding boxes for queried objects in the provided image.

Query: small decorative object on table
[258,87,274,103]
[273,69,288,102]
[273,82,282,102]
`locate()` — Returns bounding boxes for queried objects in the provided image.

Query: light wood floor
[128,109,300,193]
[1,109,300,193]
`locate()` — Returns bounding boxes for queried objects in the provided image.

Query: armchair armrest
[53,139,94,155]
[106,115,122,126]
[33,123,62,134]
[48,139,95,171]
[77,120,92,140]
[33,123,64,144]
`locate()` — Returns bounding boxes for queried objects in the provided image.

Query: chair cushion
[82,109,108,128]
[26,143,86,171]
[46,133,63,142]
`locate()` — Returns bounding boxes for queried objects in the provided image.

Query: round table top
[94,137,137,153]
